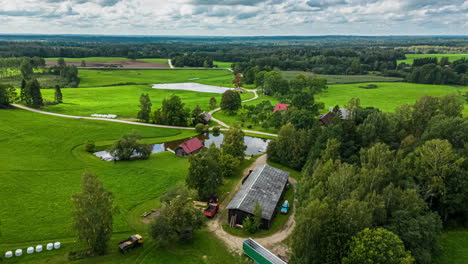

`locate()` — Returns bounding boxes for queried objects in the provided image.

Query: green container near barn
[243,238,287,264]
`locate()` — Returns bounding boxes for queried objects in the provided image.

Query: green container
[243,238,286,264]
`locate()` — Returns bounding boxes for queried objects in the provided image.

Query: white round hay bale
[15,249,22,256]
[36,245,43,252]
[54,242,61,249]
[27,247,34,254]
[46,243,54,250]
[5,251,13,258]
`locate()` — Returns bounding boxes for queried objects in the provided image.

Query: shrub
[358,84,378,89]
[84,140,95,152]
[195,123,205,134]
[212,126,221,134]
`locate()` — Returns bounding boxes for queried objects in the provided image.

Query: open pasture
[317,82,468,115]
[78,69,234,87]
[0,109,245,263]
[397,53,468,65]
[282,71,404,84]
[40,84,254,119]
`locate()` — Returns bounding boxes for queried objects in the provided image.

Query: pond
[152,83,234,93]
[94,133,270,161]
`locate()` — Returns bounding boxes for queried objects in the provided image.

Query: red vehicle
[204,203,219,218]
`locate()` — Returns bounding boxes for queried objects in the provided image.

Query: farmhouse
[273,103,290,112]
[320,107,350,125]
[175,137,204,156]
[226,165,289,229]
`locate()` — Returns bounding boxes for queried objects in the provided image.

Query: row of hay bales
[4,242,60,258]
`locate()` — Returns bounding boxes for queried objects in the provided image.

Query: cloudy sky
[0,0,466,36]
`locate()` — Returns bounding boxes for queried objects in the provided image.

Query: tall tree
[108,132,152,161]
[221,126,247,161]
[221,90,241,114]
[20,59,33,79]
[0,84,16,108]
[232,73,243,88]
[22,79,43,107]
[54,85,63,103]
[209,97,217,110]
[137,93,152,122]
[154,95,189,126]
[72,171,114,255]
[186,147,222,200]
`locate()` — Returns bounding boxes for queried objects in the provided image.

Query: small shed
[200,112,211,125]
[320,107,350,125]
[243,238,287,264]
[273,103,290,113]
[175,137,204,156]
[226,165,289,229]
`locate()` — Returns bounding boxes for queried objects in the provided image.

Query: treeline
[171,54,214,68]
[403,58,468,85]
[267,95,468,264]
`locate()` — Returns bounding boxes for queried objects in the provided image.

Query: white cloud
[0,0,464,35]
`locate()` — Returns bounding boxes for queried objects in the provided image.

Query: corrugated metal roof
[243,238,287,264]
[226,165,289,220]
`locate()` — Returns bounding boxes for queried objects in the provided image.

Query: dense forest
[267,94,468,264]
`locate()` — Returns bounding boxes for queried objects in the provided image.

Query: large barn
[226,165,289,229]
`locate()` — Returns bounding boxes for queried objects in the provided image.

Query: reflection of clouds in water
[152,83,234,94]
[94,134,270,161]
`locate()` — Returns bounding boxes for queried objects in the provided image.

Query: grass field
[213,61,233,68]
[433,230,468,264]
[0,109,248,263]
[317,82,468,115]
[45,57,130,62]
[397,54,468,65]
[78,69,234,87]
[282,71,404,84]
[40,85,253,119]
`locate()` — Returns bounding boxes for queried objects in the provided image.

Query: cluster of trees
[0,84,16,108]
[108,132,152,161]
[0,56,44,77]
[137,94,208,127]
[186,127,246,200]
[404,58,468,85]
[171,54,214,68]
[47,58,80,87]
[267,95,468,264]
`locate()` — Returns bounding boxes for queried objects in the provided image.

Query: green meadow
[40,85,254,119]
[282,71,404,84]
[78,69,234,87]
[316,82,468,115]
[45,57,131,62]
[397,54,468,65]
[433,230,468,264]
[0,109,247,263]
[213,61,233,68]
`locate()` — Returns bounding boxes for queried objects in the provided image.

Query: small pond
[94,133,270,161]
[152,83,234,94]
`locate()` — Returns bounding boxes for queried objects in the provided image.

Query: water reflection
[93,133,270,161]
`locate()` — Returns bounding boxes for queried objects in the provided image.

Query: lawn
[282,71,404,84]
[40,84,254,119]
[213,61,233,68]
[0,109,247,263]
[397,54,468,65]
[78,69,234,87]
[316,82,468,115]
[433,230,468,264]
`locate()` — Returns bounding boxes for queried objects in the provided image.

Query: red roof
[180,137,204,154]
[320,112,334,126]
[273,103,290,112]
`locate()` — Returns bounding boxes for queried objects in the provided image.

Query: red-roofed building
[175,137,204,157]
[273,103,290,112]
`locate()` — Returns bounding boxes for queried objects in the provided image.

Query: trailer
[243,238,286,264]
[118,234,143,254]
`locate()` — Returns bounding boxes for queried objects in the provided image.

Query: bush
[212,126,221,134]
[195,123,205,134]
[242,216,256,234]
[84,140,95,152]
[358,84,378,89]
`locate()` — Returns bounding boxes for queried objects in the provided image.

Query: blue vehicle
[280,200,289,214]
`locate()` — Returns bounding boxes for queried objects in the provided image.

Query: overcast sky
[0,0,466,36]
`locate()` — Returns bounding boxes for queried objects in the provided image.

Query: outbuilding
[175,137,204,156]
[226,165,289,229]
[273,103,290,113]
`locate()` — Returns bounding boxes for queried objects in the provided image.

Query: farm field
[45,57,131,62]
[282,71,404,84]
[78,69,234,87]
[40,84,254,119]
[397,53,468,65]
[0,108,247,263]
[316,82,468,115]
[213,61,233,68]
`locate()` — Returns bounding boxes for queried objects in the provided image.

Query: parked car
[280,200,289,214]
[204,203,219,218]
[118,234,143,254]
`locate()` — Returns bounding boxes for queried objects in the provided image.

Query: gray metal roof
[226,165,289,221]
